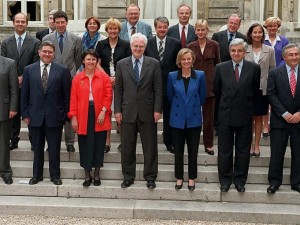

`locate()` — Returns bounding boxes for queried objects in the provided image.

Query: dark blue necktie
[134,59,139,84]
[228,33,234,45]
[59,34,64,53]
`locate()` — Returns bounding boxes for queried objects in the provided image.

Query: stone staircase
[0,120,300,224]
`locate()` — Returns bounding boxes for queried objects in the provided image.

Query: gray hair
[229,38,247,51]
[282,43,300,57]
[130,33,148,46]
[154,16,169,27]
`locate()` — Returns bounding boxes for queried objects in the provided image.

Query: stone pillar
[0,0,3,25]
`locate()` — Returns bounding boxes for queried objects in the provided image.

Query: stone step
[1,178,299,205]
[11,141,291,168]
[18,128,273,146]
[0,196,299,224]
[10,160,292,184]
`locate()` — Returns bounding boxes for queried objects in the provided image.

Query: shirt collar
[265,34,281,42]
[15,32,26,40]
[286,64,299,73]
[40,61,51,68]
[156,36,166,45]
[176,69,197,80]
[179,23,189,30]
[232,60,244,68]
[127,21,138,30]
[132,55,144,65]
[227,30,236,37]
[56,31,67,39]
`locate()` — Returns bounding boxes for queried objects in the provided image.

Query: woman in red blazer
[187,20,221,155]
[69,49,112,187]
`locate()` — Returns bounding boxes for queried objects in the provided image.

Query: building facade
[0,0,300,42]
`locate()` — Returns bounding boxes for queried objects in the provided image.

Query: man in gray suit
[43,10,82,152]
[119,3,152,41]
[0,56,18,184]
[1,12,40,151]
[114,33,163,189]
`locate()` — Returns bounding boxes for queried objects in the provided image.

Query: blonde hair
[105,17,122,32]
[194,19,209,31]
[263,17,282,28]
[176,48,196,68]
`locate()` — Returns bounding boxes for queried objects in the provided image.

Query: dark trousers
[163,97,172,147]
[121,117,158,181]
[31,120,63,179]
[202,97,215,148]
[0,119,12,177]
[172,126,201,180]
[10,89,20,143]
[268,127,300,187]
[218,123,252,186]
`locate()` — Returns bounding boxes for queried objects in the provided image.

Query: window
[3,0,44,24]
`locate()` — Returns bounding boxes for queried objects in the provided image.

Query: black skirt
[253,90,269,116]
[78,102,106,170]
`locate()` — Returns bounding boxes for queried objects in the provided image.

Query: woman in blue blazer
[167,48,206,191]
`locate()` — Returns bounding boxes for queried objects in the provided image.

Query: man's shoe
[51,178,62,185]
[2,176,13,185]
[146,180,156,189]
[9,142,18,151]
[66,145,75,152]
[117,144,122,152]
[291,185,300,193]
[267,185,279,194]
[235,185,245,192]
[166,145,174,154]
[29,177,43,185]
[121,180,134,188]
[220,184,230,192]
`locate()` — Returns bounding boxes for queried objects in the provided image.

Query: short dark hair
[53,11,68,22]
[85,16,101,31]
[154,17,169,27]
[39,41,55,51]
[81,49,99,67]
[246,23,265,45]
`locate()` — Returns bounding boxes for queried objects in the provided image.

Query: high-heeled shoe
[83,176,92,187]
[188,180,195,191]
[175,179,184,190]
[94,178,101,186]
[253,152,260,157]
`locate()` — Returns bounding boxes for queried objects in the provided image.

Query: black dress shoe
[94,179,101,186]
[146,180,156,189]
[9,142,18,151]
[104,145,110,153]
[66,145,75,152]
[175,179,184,190]
[291,185,300,193]
[220,184,230,192]
[235,185,245,192]
[117,144,122,152]
[262,132,269,137]
[121,180,134,188]
[205,148,215,155]
[166,145,175,154]
[51,178,62,185]
[29,177,43,185]
[188,184,195,191]
[83,176,92,187]
[2,176,13,185]
[267,185,279,194]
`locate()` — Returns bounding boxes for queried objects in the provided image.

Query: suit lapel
[52,32,62,63]
[258,45,268,62]
[174,24,180,40]
[139,57,149,82]
[0,57,5,74]
[279,66,293,98]
[46,63,56,92]
[149,38,160,60]
[125,58,136,83]
[61,31,73,60]
[8,37,19,58]
[19,35,33,58]
[238,62,249,89]
[185,77,196,103]
[222,31,230,54]
[295,67,300,98]
[34,64,44,92]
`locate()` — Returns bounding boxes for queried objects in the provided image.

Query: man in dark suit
[119,3,152,41]
[43,10,82,152]
[145,16,181,154]
[21,41,71,185]
[167,4,197,48]
[36,10,57,41]
[0,56,18,185]
[1,13,40,151]
[211,14,247,136]
[114,33,163,189]
[214,38,260,192]
[266,43,300,194]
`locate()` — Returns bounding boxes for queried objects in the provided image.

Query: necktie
[59,34,64,53]
[290,68,297,97]
[17,36,22,54]
[42,64,49,94]
[134,59,139,84]
[131,26,136,36]
[158,40,164,62]
[234,64,239,82]
[181,26,186,48]
[228,33,234,45]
